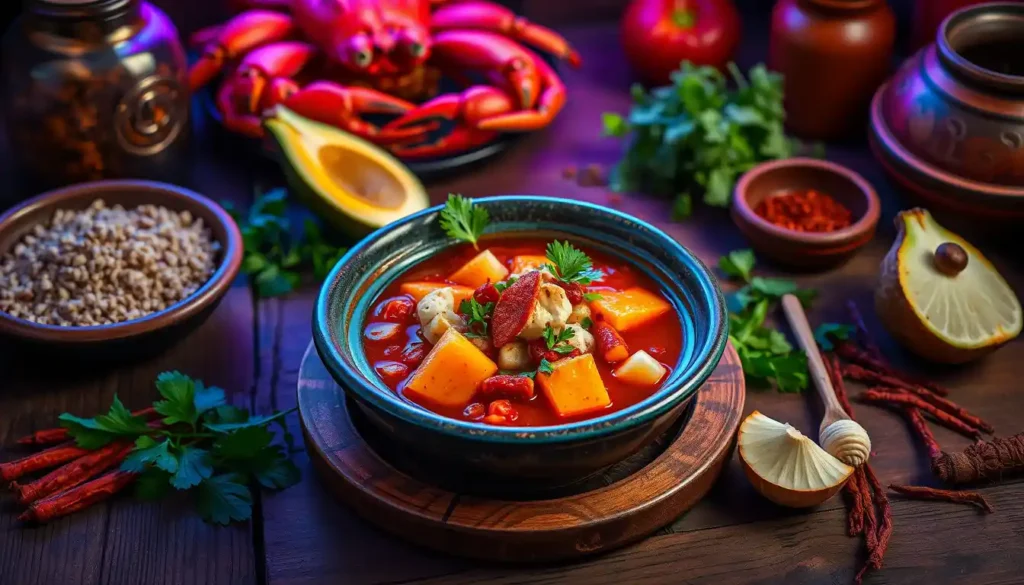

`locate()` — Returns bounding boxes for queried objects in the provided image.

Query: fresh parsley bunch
[603,62,823,220]
[719,249,817,393]
[58,372,300,525]
[224,188,347,297]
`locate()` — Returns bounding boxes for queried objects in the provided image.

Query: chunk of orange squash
[399,282,474,306]
[537,354,611,418]
[509,254,551,274]
[590,287,672,332]
[448,249,509,288]
[403,329,498,409]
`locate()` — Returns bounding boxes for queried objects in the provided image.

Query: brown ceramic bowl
[731,158,881,270]
[0,180,243,361]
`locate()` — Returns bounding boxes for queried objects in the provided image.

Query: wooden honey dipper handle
[780,294,849,428]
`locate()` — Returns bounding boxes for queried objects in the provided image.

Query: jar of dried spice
[1,0,189,194]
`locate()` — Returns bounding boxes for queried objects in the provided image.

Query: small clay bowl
[731,158,880,270]
[0,180,243,362]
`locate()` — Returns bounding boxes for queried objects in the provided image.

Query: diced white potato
[498,341,531,370]
[563,323,594,354]
[417,287,464,344]
[615,350,668,386]
[567,303,591,325]
[519,283,572,340]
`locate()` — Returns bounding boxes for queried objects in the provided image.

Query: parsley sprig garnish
[544,241,603,285]
[440,193,489,249]
[224,188,346,298]
[459,297,494,338]
[719,249,819,393]
[58,372,299,525]
[543,325,576,354]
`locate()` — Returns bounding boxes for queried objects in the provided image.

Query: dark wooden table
[3,3,1024,585]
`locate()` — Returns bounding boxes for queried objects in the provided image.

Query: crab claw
[382,86,510,158]
[188,10,295,91]
[283,81,435,144]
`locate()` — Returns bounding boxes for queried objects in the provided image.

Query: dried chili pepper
[843,469,864,537]
[862,467,893,574]
[15,406,157,446]
[835,342,948,396]
[858,389,982,439]
[18,471,137,524]
[888,484,993,513]
[932,432,1024,485]
[841,363,994,433]
[754,189,853,233]
[903,407,943,460]
[13,441,133,504]
[0,442,91,482]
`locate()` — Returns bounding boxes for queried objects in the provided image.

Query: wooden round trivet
[297,342,745,562]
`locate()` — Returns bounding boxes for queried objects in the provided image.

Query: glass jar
[769,0,896,140]
[1,0,190,193]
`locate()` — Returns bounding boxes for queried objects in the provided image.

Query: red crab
[188,0,581,159]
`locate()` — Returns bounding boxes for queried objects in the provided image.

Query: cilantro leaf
[171,446,214,490]
[122,436,178,474]
[135,468,173,501]
[543,325,575,349]
[213,426,274,460]
[671,193,693,221]
[204,405,249,426]
[545,241,603,285]
[583,292,603,302]
[439,193,489,248]
[154,371,197,426]
[194,383,227,414]
[750,277,798,298]
[459,298,495,336]
[602,112,629,137]
[253,447,301,489]
[815,323,855,351]
[580,317,594,329]
[59,395,151,449]
[738,349,809,393]
[538,359,555,375]
[197,474,253,525]
[205,408,296,433]
[719,249,755,282]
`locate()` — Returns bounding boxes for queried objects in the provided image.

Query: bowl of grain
[0,180,243,359]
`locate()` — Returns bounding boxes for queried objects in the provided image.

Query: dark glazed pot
[870,2,1024,221]
[770,0,895,140]
[313,197,729,489]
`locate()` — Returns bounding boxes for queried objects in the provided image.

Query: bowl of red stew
[732,158,881,270]
[313,195,728,488]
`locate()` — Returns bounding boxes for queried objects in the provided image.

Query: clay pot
[769,0,896,140]
[869,2,1024,222]
[910,0,995,51]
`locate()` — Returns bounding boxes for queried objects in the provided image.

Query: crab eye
[352,49,372,68]
[407,41,425,58]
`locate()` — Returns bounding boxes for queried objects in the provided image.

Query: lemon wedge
[876,209,1022,364]
[738,411,853,508]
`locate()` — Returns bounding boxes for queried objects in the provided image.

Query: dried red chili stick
[13,441,133,504]
[888,484,993,513]
[18,470,137,523]
[858,389,982,439]
[825,353,857,419]
[863,466,893,572]
[843,470,864,537]
[835,342,949,396]
[842,363,994,433]
[15,406,157,446]
[903,407,942,460]
[0,442,91,482]
[932,432,1024,485]
[858,467,878,552]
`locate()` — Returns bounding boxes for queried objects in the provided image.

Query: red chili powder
[754,189,853,233]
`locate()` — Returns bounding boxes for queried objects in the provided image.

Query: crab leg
[381,86,510,157]
[430,1,581,67]
[189,10,296,91]
[216,41,316,136]
[282,82,433,144]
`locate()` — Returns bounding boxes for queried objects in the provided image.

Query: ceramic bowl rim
[0,179,244,343]
[732,157,881,246]
[313,195,729,445]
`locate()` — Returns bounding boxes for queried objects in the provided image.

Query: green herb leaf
[197,474,253,525]
[580,317,594,329]
[169,446,214,490]
[543,325,576,349]
[204,409,295,433]
[122,436,178,475]
[135,468,173,501]
[459,298,495,336]
[602,112,629,137]
[582,292,603,302]
[671,194,693,221]
[538,359,555,375]
[439,194,489,248]
[213,426,274,461]
[154,371,197,426]
[814,323,855,351]
[59,395,152,449]
[193,383,227,415]
[545,241,603,285]
[719,249,755,282]
[252,447,301,489]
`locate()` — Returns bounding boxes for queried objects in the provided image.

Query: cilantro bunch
[602,62,822,220]
[719,249,817,393]
[224,188,347,297]
[59,372,299,525]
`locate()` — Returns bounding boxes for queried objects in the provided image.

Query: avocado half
[264,106,429,237]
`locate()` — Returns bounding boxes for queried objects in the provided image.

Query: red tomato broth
[361,239,684,427]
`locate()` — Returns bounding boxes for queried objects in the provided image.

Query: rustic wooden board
[297,341,745,562]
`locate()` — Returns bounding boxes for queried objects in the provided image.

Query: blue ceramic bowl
[313,196,728,489]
